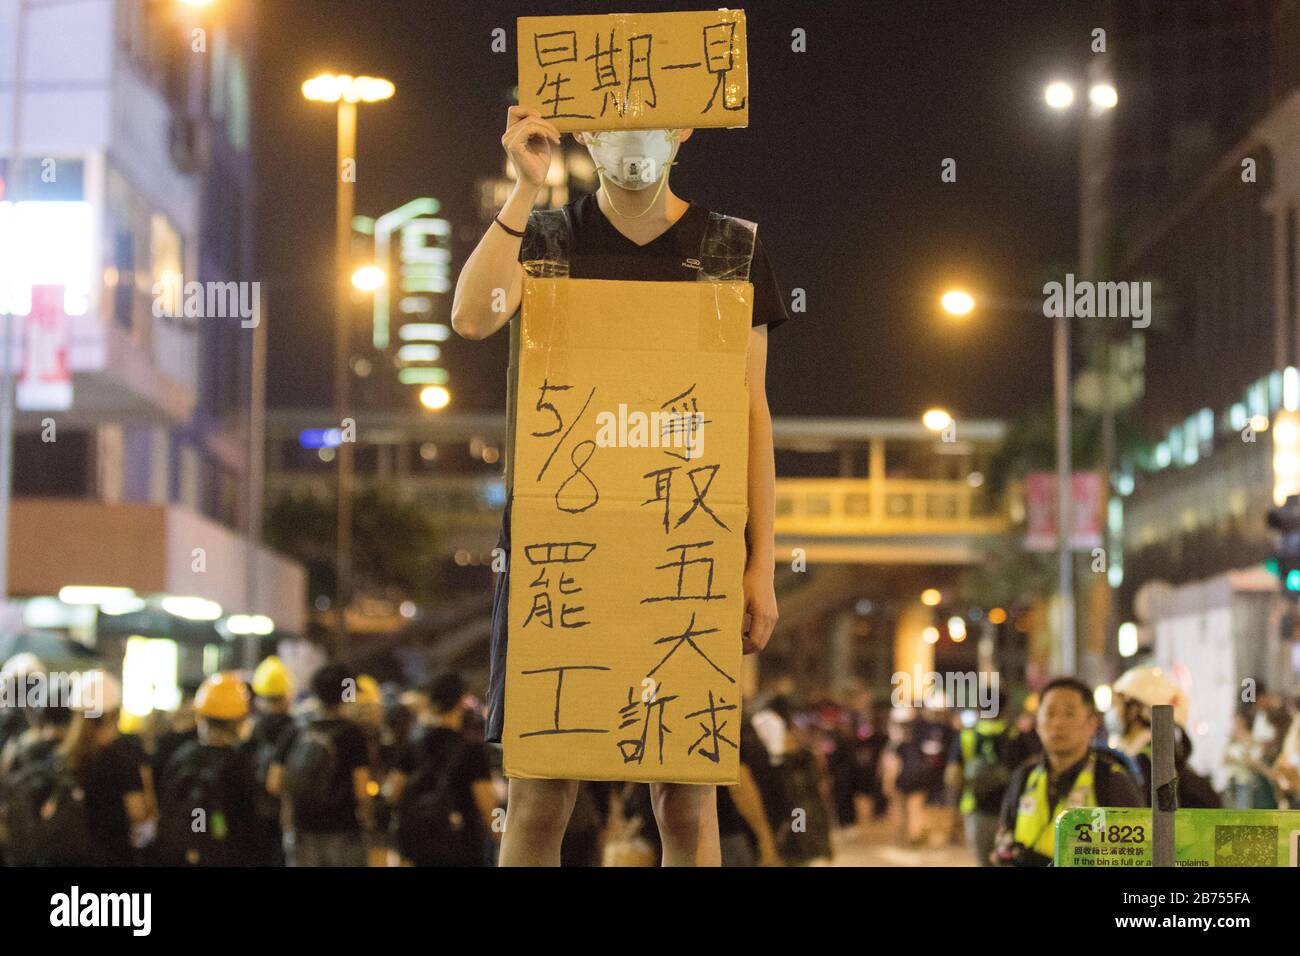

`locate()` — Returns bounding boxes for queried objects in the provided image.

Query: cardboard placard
[503,277,751,784]
[517,10,748,131]
[1054,807,1300,867]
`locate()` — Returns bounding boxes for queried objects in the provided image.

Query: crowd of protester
[0,654,841,866]
[2,651,1297,867]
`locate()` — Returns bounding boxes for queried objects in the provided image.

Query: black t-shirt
[395,723,491,858]
[274,716,370,833]
[518,193,789,330]
[153,727,197,779]
[81,732,147,865]
[397,724,491,828]
[502,193,789,500]
[159,740,264,863]
[247,711,294,754]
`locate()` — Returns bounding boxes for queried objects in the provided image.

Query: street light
[303,71,395,649]
[351,264,386,292]
[940,289,975,318]
[933,284,1078,674]
[1042,68,1118,679]
[419,385,451,411]
[922,408,953,432]
[1044,80,1076,111]
[1045,79,1118,115]
[1088,82,1119,111]
[302,74,396,105]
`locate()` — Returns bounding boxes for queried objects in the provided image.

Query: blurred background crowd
[3,651,1297,867]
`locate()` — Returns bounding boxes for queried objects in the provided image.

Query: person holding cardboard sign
[453,103,788,866]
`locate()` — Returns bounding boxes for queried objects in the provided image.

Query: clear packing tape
[500,212,755,783]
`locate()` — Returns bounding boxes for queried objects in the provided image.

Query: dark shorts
[485,497,512,744]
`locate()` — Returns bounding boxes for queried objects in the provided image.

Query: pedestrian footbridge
[265,412,1012,568]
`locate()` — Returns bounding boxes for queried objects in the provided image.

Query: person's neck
[1045,745,1089,777]
[595,177,688,239]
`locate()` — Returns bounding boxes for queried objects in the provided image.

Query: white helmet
[1113,665,1188,726]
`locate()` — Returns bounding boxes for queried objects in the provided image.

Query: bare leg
[695,786,721,866]
[499,777,579,866]
[905,791,926,845]
[650,782,707,867]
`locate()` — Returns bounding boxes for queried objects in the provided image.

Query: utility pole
[333,99,356,654]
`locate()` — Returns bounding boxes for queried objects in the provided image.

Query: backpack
[247,715,289,820]
[3,741,98,866]
[395,734,480,866]
[283,722,348,818]
[1176,765,1222,809]
[157,743,243,866]
[773,748,832,863]
[966,730,1012,812]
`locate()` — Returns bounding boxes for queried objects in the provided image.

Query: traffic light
[1266,494,1300,591]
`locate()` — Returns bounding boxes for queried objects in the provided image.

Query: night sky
[256,0,1102,423]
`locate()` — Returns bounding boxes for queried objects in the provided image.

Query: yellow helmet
[251,655,292,699]
[355,674,382,708]
[195,672,250,721]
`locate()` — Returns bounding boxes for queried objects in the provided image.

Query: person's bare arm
[384,769,407,805]
[742,325,778,654]
[352,767,374,828]
[124,790,150,826]
[138,765,159,819]
[451,106,559,340]
[265,762,283,797]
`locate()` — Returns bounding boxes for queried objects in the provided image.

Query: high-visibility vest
[959,720,1006,814]
[1012,754,1097,859]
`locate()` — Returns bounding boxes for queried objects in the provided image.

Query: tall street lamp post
[302,73,394,648]
[939,290,1079,675]
[1045,68,1119,680]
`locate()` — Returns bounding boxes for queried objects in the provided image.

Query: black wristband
[493,215,526,239]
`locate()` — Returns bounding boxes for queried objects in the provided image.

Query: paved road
[826,819,979,867]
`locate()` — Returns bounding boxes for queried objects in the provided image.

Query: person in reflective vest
[944,706,1009,866]
[993,677,1142,866]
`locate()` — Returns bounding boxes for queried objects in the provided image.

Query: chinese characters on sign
[517,10,749,132]
[504,278,751,784]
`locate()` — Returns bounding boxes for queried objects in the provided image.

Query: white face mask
[583,129,680,190]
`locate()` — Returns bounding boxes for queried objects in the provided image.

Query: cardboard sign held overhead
[518,9,748,132]
[504,277,752,784]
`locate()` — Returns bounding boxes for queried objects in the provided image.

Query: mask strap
[598,162,675,220]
